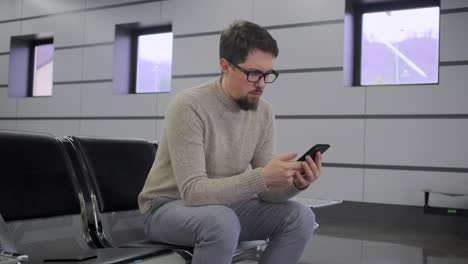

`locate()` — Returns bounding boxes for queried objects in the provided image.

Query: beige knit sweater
[138,78,300,213]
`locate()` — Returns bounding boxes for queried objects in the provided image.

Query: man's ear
[219,58,230,75]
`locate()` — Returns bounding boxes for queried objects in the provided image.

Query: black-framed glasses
[230,63,279,83]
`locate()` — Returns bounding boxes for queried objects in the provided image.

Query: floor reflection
[299,234,468,264]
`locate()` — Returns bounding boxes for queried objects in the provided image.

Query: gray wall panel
[0,0,22,21]
[440,13,468,62]
[270,24,343,69]
[0,88,17,117]
[0,55,9,85]
[81,82,157,116]
[17,84,81,117]
[167,0,253,35]
[82,45,113,80]
[266,71,364,115]
[54,48,83,82]
[84,2,162,43]
[156,77,214,115]
[79,119,157,140]
[275,119,365,164]
[155,119,166,142]
[364,169,468,208]
[366,119,468,168]
[366,66,468,115]
[298,167,364,202]
[254,0,344,26]
[21,13,86,47]
[0,121,18,130]
[441,0,468,9]
[22,0,85,17]
[17,120,80,137]
[0,22,20,53]
[172,35,219,75]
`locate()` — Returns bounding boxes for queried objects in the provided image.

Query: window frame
[8,34,54,98]
[113,23,173,95]
[345,0,441,86]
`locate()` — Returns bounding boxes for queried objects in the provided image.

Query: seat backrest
[65,136,157,247]
[68,136,156,213]
[0,131,96,261]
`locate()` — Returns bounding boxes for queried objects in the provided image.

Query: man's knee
[197,206,241,247]
[284,201,316,239]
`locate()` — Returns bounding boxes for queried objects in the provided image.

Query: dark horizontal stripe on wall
[278,67,343,74]
[3,114,468,121]
[55,42,114,51]
[172,73,220,79]
[0,116,165,121]
[440,60,468,66]
[0,84,7,88]
[0,0,164,24]
[275,114,468,119]
[264,19,344,31]
[54,79,113,85]
[172,67,344,79]
[175,30,222,39]
[441,7,468,14]
[174,19,345,39]
[323,162,468,173]
[0,52,9,56]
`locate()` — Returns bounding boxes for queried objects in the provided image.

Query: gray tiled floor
[136,215,468,263]
[295,216,468,264]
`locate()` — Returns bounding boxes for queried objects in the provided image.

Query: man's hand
[293,152,322,190]
[261,153,303,188]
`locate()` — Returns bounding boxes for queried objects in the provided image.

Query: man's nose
[255,76,267,88]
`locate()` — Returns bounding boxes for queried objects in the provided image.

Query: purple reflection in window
[361,7,439,85]
[33,43,54,96]
[136,32,173,93]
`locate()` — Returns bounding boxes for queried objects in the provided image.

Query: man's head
[219,20,279,110]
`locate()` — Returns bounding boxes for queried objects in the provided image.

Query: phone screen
[297,144,330,161]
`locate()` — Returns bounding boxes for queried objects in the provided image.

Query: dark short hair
[220,20,279,65]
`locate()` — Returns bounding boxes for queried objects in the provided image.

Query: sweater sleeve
[250,103,302,202]
[166,94,268,207]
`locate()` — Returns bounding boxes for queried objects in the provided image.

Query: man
[138,20,322,264]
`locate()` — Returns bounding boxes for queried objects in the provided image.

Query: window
[8,35,54,97]
[31,41,54,96]
[113,24,173,95]
[135,31,173,93]
[344,0,440,86]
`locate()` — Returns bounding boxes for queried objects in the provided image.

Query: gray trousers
[144,197,316,264]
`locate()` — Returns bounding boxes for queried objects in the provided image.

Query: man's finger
[294,171,307,186]
[284,161,304,170]
[276,153,298,161]
[305,155,319,177]
[315,152,322,172]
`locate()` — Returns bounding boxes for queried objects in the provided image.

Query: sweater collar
[214,77,242,112]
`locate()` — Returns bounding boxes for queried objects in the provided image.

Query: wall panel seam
[2,114,468,120]
[325,162,468,173]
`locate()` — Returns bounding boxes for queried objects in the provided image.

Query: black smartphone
[297,144,330,161]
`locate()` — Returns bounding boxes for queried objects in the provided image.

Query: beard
[235,94,260,111]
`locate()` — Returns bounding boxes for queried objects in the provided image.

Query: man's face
[221,49,275,110]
